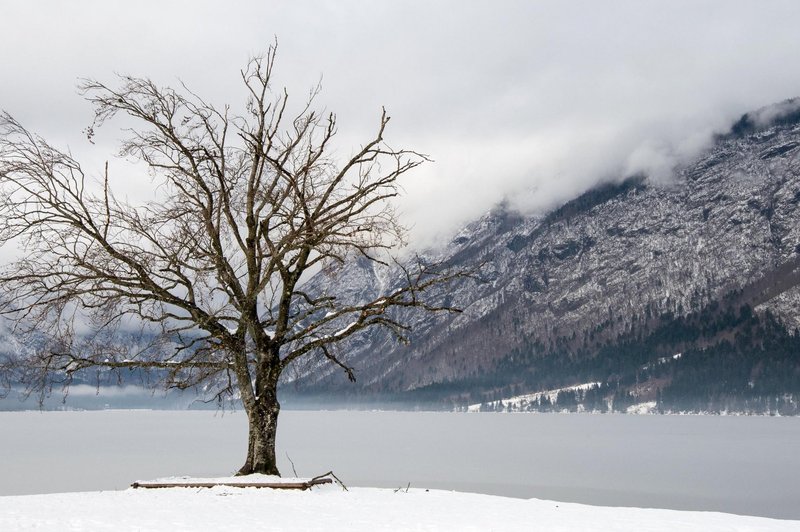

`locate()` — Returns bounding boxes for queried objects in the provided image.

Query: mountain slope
[284,101,800,412]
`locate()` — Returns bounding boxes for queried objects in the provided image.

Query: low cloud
[65,385,156,399]
[2,1,800,249]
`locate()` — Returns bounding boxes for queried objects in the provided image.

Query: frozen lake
[0,410,797,519]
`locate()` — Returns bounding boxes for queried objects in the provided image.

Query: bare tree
[0,44,461,476]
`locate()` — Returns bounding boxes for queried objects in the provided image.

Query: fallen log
[131,478,332,490]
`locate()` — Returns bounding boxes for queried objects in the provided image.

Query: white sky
[3,0,800,248]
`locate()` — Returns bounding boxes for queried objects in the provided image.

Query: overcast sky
[3,1,800,247]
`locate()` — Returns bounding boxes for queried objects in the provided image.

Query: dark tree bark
[239,357,282,475]
[245,396,281,475]
[0,42,467,476]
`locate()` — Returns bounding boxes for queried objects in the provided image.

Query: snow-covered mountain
[286,100,800,412]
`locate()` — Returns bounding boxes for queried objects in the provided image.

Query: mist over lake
[0,410,797,520]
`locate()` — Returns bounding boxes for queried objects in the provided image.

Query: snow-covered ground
[626,401,658,415]
[0,481,797,531]
[467,382,601,412]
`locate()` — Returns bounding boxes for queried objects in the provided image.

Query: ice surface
[1,410,798,519]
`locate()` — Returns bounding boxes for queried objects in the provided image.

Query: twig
[310,470,348,492]
[285,452,299,477]
[394,482,411,493]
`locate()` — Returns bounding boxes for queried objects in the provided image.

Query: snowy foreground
[1,477,798,532]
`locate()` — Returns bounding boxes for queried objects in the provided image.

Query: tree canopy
[0,44,462,475]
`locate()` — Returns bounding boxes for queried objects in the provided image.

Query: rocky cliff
[285,101,800,412]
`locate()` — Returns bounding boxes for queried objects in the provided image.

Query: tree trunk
[237,377,281,476]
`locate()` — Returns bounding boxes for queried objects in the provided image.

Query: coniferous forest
[455,301,800,414]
